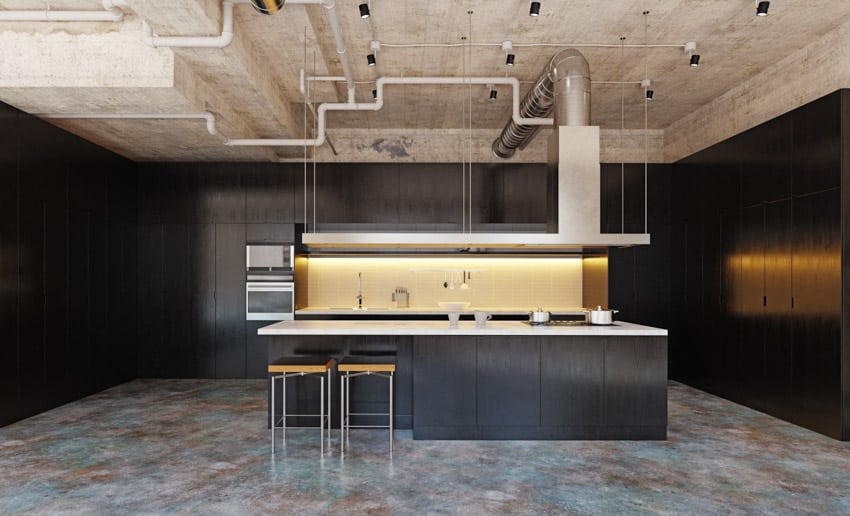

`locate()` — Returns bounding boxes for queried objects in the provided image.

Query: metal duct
[492,48,591,159]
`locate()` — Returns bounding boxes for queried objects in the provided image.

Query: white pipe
[34,112,218,136]
[0,0,125,22]
[227,75,553,148]
[141,0,247,48]
[226,100,382,147]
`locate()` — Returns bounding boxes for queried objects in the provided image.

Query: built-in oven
[246,281,294,321]
[246,244,296,321]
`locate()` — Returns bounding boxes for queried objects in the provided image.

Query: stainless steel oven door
[246,282,294,321]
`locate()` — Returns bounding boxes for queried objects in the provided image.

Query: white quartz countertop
[295,307,589,316]
[258,320,667,336]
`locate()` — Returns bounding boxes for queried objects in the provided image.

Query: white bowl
[438,301,471,311]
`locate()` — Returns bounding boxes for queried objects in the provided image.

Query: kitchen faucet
[357,272,363,309]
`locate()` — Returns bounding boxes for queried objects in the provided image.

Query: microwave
[246,244,294,273]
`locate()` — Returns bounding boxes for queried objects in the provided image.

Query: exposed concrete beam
[277,127,665,164]
[664,17,850,163]
[126,0,305,139]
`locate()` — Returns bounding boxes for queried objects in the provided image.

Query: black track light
[367,53,376,66]
[489,89,498,101]
[359,3,370,19]
[372,89,377,100]
[249,0,283,15]
[756,1,769,16]
[506,53,515,66]
[529,1,540,17]
[689,54,700,67]
[645,90,654,101]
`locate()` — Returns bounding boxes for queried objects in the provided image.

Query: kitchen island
[260,320,668,440]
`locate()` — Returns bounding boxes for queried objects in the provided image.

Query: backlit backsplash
[303,256,585,310]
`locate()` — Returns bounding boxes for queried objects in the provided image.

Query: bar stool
[268,356,334,455]
[339,354,396,456]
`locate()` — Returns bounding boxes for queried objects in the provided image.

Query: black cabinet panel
[244,163,295,223]
[198,163,245,223]
[792,92,841,195]
[540,337,604,426]
[477,337,540,426]
[246,223,294,243]
[763,199,792,419]
[191,224,217,378]
[136,223,164,377]
[604,337,667,427]
[740,115,792,205]
[791,189,841,438]
[214,223,246,378]
[413,336,477,429]
[739,205,765,396]
[397,164,460,228]
[0,105,19,425]
[499,163,547,224]
[162,224,194,378]
[315,163,399,226]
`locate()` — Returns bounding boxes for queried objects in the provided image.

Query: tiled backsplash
[303,256,586,309]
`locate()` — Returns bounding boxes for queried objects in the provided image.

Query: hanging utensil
[443,273,448,289]
[460,270,469,290]
[449,272,455,290]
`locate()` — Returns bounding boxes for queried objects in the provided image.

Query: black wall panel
[671,89,847,440]
[214,223,246,378]
[1,102,137,427]
[0,105,20,426]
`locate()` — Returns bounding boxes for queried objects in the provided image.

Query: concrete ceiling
[1,0,850,163]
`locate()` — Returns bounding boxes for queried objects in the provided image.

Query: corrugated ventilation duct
[492,48,591,159]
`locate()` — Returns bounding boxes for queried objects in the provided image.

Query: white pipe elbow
[203,112,217,135]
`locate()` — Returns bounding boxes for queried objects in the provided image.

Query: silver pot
[529,307,551,325]
[585,305,618,325]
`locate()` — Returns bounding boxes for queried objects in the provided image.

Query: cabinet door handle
[763,295,767,307]
[791,296,794,309]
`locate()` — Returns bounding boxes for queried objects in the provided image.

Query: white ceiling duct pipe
[0,0,126,22]
[34,112,218,136]
[229,75,553,148]
[141,0,249,48]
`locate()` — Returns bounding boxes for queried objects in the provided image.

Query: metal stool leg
[270,374,275,453]
[327,367,332,453]
[340,371,345,454]
[320,375,325,455]
[389,371,394,456]
[282,374,287,442]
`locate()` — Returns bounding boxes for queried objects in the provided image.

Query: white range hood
[301,127,650,249]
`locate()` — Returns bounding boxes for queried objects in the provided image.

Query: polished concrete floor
[1,380,849,514]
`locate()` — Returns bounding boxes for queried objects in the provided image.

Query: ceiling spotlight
[249,0,284,15]
[690,54,700,67]
[645,90,654,101]
[506,53,515,66]
[358,3,370,18]
[529,1,541,17]
[490,90,498,101]
[372,89,377,100]
[756,1,769,16]
[367,53,376,66]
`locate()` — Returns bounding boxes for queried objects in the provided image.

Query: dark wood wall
[603,164,674,341]
[134,162,549,379]
[0,102,138,427]
[669,90,847,439]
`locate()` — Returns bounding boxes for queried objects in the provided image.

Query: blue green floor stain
[1,380,849,514]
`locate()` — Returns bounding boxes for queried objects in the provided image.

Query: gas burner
[522,320,590,327]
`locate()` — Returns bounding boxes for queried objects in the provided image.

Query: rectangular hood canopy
[301,126,650,249]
